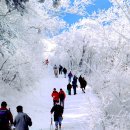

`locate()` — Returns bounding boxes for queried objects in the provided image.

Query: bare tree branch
[8,62,30,70]
[0,9,15,18]
[115,0,130,23]
[29,26,41,33]
[112,27,130,42]
[0,57,9,71]
[0,51,4,57]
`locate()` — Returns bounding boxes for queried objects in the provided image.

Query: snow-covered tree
[52,1,130,129]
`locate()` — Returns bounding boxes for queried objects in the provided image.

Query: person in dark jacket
[78,75,84,92]
[59,65,63,75]
[73,75,78,84]
[0,101,13,130]
[62,68,67,78]
[72,79,77,95]
[67,83,72,95]
[82,77,87,91]
[68,71,73,82]
[50,102,63,130]
[79,76,87,93]
[78,75,83,86]
[14,106,32,130]
[59,89,66,108]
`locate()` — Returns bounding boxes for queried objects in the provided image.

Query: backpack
[27,117,32,126]
[0,110,9,125]
[24,114,32,126]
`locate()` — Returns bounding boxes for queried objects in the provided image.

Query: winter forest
[0,0,130,130]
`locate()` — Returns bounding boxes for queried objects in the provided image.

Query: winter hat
[53,88,56,91]
[16,105,23,112]
[1,101,7,107]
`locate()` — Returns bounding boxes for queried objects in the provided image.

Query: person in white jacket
[53,65,58,78]
[14,106,32,130]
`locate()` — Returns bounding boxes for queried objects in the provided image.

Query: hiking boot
[55,127,58,130]
[55,125,58,130]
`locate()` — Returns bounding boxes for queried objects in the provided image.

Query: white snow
[0,66,103,130]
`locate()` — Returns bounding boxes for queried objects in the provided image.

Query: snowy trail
[14,66,103,130]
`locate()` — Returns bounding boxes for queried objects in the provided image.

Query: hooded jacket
[14,112,32,130]
[0,107,13,130]
[51,104,63,121]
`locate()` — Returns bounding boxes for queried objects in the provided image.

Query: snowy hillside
[0,0,130,130]
[0,66,103,130]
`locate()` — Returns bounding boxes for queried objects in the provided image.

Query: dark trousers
[68,77,72,82]
[59,70,62,74]
[53,100,59,106]
[60,99,64,108]
[68,90,71,95]
[64,74,66,78]
[73,87,76,95]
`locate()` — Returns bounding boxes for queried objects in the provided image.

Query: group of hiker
[54,64,87,95]
[0,101,32,130]
[51,88,66,130]
[53,65,67,78]
[53,65,87,92]
[0,65,87,130]
[51,65,88,130]
[51,88,66,107]
[67,74,87,95]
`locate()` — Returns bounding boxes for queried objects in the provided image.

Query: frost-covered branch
[114,0,130,23]
[0,57,9,71]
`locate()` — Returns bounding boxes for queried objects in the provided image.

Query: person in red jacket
[0,101,13,130]
[51,88,59,106]
[59,88,66,108]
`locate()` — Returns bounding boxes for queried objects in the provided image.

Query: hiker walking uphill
[59,65,63,75]
[59,89,66,108]
[72,78,77,95]
[50,102,63,130]
[79,75,82,81]
[45,59,49,65]
[51,88,59,106]
[67,83,72,95]
[53,65,58,78]
[68,71,73,82]
[79,75,87,93]
[14,105,32,130]
[0,101,13,130]
[79,75,82,87]
[62,67,67,78]
[73,75,78,84]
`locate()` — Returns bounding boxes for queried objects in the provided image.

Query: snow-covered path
[3,66,103,130]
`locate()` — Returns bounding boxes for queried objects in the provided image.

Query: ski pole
[50,114,53,130]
